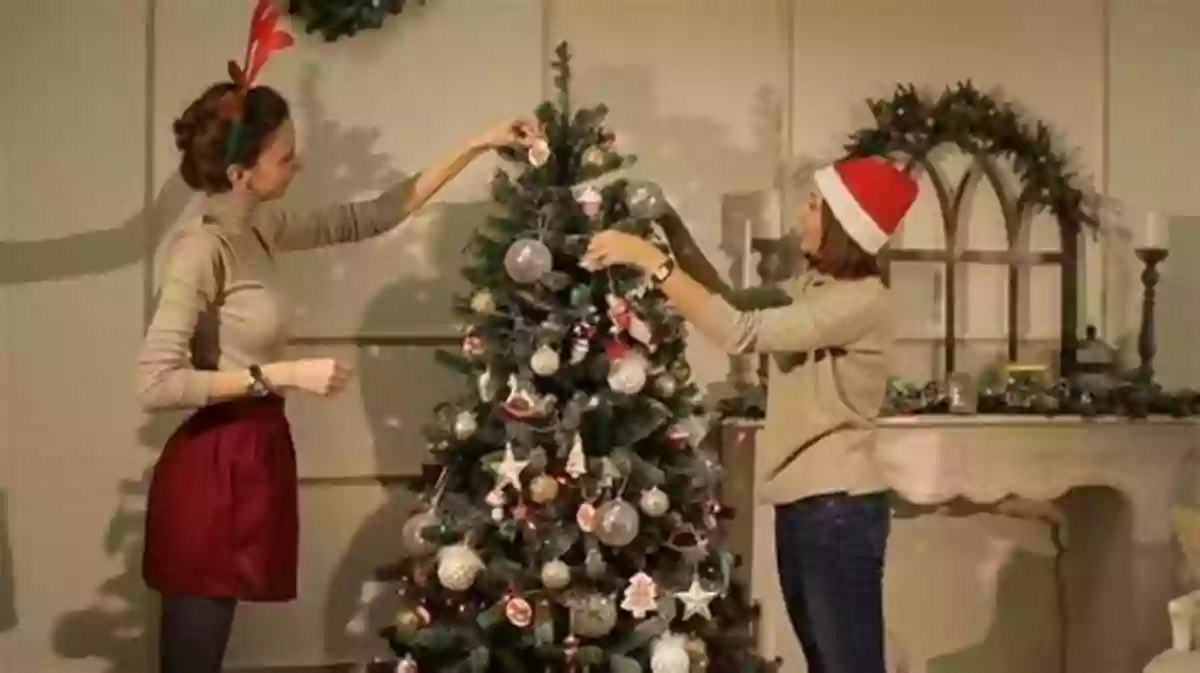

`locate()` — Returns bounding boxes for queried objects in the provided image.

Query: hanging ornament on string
[530,343,561,376]
[452,410,477,440]
[565,433,588,479]
[639,486,670,518]
[650,631,691,673]
[436,543,484,592]
[675,575,718,621]
[606,294,654,348]
[606,342,649,395]
[595,497,640,547]
[626,180,670,220]
[469,289,496,313]
[461,333,486,359]
[504,238,553,284]
[569,320,596,365]
[621,571,659,619]
[505,595,533,627]
[400,468,450,557]
[527,136,551,167]
[540,559,571,590]
[490,442,530,492]
[575,185,603,219]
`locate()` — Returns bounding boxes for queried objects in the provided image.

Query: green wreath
[845,81,1098,232]
[288,0,426,42]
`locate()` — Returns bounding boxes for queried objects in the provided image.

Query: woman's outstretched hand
[472,118,543,151]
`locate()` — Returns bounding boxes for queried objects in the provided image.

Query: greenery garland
[846,81,1098,231]
[287,0,426,42]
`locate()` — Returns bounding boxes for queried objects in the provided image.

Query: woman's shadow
[320,199,491,663]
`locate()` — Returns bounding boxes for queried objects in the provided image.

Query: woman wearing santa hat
[585,156,918,673]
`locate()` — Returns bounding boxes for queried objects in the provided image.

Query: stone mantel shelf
[719,415,1198,544]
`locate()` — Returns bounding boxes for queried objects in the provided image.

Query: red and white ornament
[462,334,486,358]
[576,502,597,533]
[605,294,653,347]
[576,185,603,219]
[505,595,533,627]
[606,342,649,395]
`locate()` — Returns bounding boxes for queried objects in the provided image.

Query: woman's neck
[202,188,260,230]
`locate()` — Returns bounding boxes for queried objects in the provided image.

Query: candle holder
[1135,247,1168,383]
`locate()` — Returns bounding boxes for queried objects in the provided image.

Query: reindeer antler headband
[217,0,295,164]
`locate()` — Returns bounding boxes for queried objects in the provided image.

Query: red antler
[242,0,294,87]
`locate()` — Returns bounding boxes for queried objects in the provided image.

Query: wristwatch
[649,256,677,285]
[247,364,272,397]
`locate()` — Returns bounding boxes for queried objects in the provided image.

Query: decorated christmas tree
[383,43,778,673]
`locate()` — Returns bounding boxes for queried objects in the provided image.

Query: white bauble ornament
[504,238,553,284]
[469,290,496,313]
[654,374,678,397]
[595,498,640,547]
[540,559,571,589]
[528,137,551,167]
[608,354,648,394]
[453,411,477,439]
[639,486,670,518]
[436,544,483,591]
[651,632,690,673]
[401,511,439,557]
[530,344,561,376]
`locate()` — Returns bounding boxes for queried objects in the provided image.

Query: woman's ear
[226,164,246,186]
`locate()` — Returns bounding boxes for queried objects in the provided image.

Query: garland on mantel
[287,0,427,42]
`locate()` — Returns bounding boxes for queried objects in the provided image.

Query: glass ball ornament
[626,181,669,220]
[529,473,560,504]
[401,510,439,557]
[570,592,618,638]
[540,559,571,589]
[608,354,649,395]
[639,486,670,518]
[654,374,678,398]
[504,238,553,284]
[530,344,561,376]
[594,498,640,547]
[453,411,478,439]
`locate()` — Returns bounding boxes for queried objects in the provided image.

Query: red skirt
[143,396,298,602]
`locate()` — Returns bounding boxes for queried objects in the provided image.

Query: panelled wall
[2,0,1196,671]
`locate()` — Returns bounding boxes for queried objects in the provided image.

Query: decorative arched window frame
[846,82,1100,378]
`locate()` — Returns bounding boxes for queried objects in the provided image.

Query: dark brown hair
[173,83,290,194]
[806,201,884,281]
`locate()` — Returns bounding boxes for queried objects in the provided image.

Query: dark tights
[159,595,237,673]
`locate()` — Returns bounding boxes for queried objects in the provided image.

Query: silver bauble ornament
[401,511,439,557]
[585,546,607,579]
[504,238,553,284]
[639,486,670,518]
[627,181,669,220]
[594,498,640,547]
[608,354,648,394]
[570,592,618,638]
[436,544,483,591]
[453,411,478,439]
[540,559,571,589]
[654,374,678,397]
[530,344,561,376]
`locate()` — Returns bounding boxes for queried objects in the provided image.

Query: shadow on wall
[321,201,491,663]
[51,415,180,673]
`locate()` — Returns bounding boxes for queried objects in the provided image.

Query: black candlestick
[1135,247,1167,383]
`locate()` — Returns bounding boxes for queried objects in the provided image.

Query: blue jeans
[775,492,890,673]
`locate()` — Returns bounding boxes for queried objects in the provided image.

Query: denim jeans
[775,491,891,673]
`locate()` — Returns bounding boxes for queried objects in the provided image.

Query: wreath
[287,0,426,42]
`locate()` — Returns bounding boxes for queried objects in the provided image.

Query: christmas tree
[383,43,779,673]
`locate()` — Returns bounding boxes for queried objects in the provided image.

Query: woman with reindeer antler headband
[135,3,541,671]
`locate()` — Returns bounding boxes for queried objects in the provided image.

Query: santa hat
[812,156,918,254]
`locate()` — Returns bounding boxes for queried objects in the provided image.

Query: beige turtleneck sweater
[136,179,414,411]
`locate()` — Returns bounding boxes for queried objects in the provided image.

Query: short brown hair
[806,201,884,281]
[173,83,290,194]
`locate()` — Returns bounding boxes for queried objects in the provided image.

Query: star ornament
[676,576,718,621]
[491,443,529,491]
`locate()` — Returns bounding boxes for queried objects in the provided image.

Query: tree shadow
[51,414,180,673]
[320,200,490,663]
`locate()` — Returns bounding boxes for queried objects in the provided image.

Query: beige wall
[2,0,1197,672]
